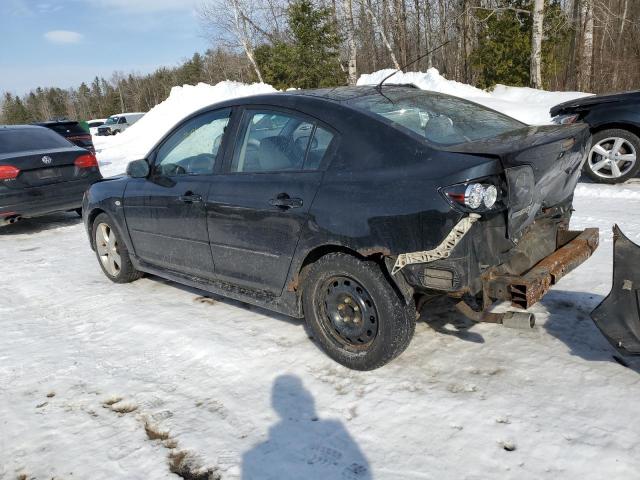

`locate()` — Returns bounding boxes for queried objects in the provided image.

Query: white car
[87,118,107,136]
[96,113,145,136]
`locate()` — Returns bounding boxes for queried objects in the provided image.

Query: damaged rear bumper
[483,227,600,309]
[591,226,640,356]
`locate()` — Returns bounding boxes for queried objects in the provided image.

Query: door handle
[269,193,303,209]
[178,192,203,203]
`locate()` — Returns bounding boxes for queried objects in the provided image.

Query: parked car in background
[34,120,96,153]
[0,125,102,226]
[83,86,597,370]
[96,112,145,136]
[551,91,640,184]
[87,118,107,136]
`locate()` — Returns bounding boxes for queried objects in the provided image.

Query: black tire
[584,128,640,184]
[91,213,142,283]
[74,208,83,217]
[301,253,416,370]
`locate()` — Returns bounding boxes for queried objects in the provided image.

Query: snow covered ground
[1,180,640,480]
[94,68,591,177]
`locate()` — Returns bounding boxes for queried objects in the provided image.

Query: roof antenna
[375,40,451,93]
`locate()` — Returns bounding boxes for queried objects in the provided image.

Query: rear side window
[348,90,524,146]
[231,110,335,173]
[46,122,87,135]
[0,128,72,154]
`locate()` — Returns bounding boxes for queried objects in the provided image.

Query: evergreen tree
[255,0,344,89]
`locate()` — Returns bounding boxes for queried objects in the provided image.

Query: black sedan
[551,90,640,184]
[0,125,102,226]
[83,86,597,370]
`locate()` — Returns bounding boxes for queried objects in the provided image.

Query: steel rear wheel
[321,276,380,350]
[585,129,640,184]
[91,213,142,283]
[302,253,416,370]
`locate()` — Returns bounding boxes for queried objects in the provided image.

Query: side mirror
[126,159,150,178]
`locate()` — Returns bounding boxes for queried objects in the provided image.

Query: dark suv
[34,120,96,153]
[83,86,598,370]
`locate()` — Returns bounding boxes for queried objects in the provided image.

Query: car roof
[282,84,420,102]
[1,124,51,131]
[33,120,79,126]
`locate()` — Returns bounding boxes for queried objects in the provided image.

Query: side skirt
[132,258,303,319]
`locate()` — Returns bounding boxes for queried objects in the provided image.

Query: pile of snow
[357,68,592,125]
[95,81,276,176]
[96,69,592,177]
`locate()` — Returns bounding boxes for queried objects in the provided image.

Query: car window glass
[155,110,231,176]
[231,111,313,173]
[304,125,334,170]
[348,90,524,146]
[0,128,72,154]
[118,117,127,124]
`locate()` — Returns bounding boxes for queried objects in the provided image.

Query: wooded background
[2,0,638,124]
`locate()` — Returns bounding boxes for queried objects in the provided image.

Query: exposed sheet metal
[591,225,640,356]
[392,214,480,275]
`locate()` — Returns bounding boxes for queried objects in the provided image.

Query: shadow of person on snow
[242,375,371,480]
[419,296,485,344]
[541,290,640,374]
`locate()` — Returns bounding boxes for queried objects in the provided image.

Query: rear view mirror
[126,159,149,178]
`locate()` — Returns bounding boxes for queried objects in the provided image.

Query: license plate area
[35,168,62,180]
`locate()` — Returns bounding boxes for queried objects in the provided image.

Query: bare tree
[530,0,544,88]
[199,0,265,83]
[575,0,594,91]
[344,0,358,84]
[365,3,401,69]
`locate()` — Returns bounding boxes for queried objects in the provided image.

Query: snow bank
[95,81,276,176]
[97,69,592,177]
[357,67,592,125]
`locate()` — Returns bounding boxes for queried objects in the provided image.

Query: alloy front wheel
[91,213,142,283]
[585,129,640,184]
[96,222,122,277]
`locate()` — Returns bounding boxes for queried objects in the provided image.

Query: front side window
[348,90,525,146]
[231,110,334,173]
[155,109,231,176]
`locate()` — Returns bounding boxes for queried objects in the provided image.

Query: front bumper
[483,228,599,309]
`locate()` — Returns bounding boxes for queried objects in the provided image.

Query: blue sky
[0,0,211,96]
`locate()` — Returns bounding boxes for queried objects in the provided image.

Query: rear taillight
[75,153,98,169]
[442,179,504,213]
[0,165,20,180]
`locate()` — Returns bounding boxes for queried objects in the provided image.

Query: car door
[206,108,337,294]
[123,108,232,279]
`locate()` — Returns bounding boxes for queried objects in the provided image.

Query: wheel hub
[321,276,378,348]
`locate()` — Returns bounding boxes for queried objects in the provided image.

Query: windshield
[105,116,119,125]
[348,90,525,146]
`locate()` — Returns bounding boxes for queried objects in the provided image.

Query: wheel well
[87,208,106,248]
[293,244,410,308]
[591,122,640,139]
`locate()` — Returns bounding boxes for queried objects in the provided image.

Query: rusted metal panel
[485,228,599,309]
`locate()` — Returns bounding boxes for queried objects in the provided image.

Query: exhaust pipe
[456,301,535,330]
[501,311,535,330]
[1,215,22,226]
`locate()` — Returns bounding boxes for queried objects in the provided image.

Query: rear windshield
[347,90,525,146]
[45,122,87,135]
[0,128,72,154]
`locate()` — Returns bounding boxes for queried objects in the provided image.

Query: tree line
[2,0,638,125]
